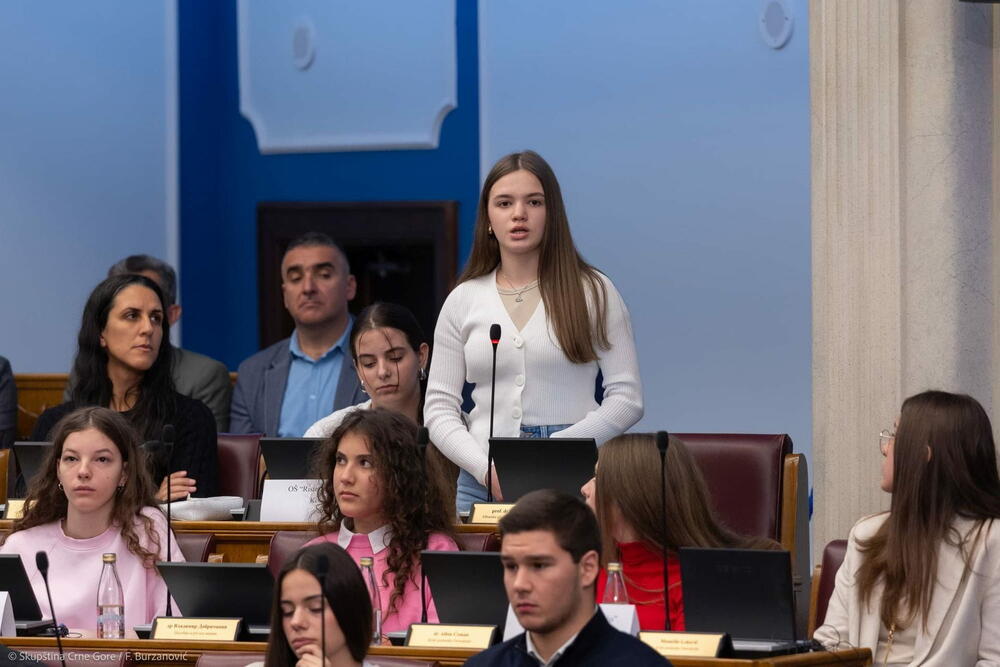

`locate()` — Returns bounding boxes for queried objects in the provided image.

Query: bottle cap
[102,553,117,563]
[607,562,622,572]
[359,557,374,567]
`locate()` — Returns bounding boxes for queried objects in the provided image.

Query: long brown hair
[13,406,163,567]
[312,409,455,616]
[459,150,609,363]
[594,433,776,564]
[856,390,1000,630]
[264,543,371,667]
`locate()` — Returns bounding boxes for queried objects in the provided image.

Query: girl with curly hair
[306,408,458,634]
[1,406,184,631]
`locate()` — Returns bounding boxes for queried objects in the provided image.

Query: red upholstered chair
[217,433,263,501]
[455,531,501,552]
[808,538,848,635]
[675,433,810,635]
[267,529,319,578]
[20,650,126,667]
[195,652,264,667]
[176,532,218,562]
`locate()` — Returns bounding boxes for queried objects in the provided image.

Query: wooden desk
[0,638,870,667]
[169,521,497,562]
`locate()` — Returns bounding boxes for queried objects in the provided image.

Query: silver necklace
[501,272,537,303]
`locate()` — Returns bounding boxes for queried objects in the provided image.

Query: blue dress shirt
[277,322,353,437]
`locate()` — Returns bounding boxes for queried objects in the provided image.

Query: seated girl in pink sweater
[1,407,183,632]
[305,408,458,635]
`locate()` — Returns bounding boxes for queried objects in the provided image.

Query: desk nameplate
[151,617,241,641]
[469,503,514,524]
[405,623,496,649]
[639,631,732,657]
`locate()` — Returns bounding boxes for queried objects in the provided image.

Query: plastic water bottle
[602,562,629,604]
[360,557,382,644]
[96,553,124,638]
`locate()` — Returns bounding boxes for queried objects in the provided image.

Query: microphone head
[35,551,49,576]
[417,427,430,446]
[489,323,501,345]
[655,431,669,461]
[162,424,176,447]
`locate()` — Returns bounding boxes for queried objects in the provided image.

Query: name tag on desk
[469,502,514,524]
[639,631,733,657]
[260,479,322,522]
[151,617,241,641]
[405,623,496,649]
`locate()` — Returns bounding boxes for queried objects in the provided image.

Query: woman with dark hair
[306,408,458,635]
[31,274,217,500]
[305,302,458,503]
[0,407,184,630]
[253,543,373,667]
[581,433,776,631]
[424,150,643,512]
[815,390,1000,664]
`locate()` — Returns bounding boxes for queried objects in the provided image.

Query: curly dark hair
[312,408,455,617]
[70,274,176,441]
[13,407,163,568]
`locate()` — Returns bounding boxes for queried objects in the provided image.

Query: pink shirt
[0,506,185,632]
[305,526,458,633]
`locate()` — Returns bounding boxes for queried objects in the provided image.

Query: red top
[595,541,685,631]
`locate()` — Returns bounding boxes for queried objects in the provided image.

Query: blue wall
[479,1,812,458]
[0,1,175,373]
[178,0,480,370]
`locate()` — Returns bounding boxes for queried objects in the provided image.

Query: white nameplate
[260,479,322,522]
[503,603,638,641]
[405,623,496,649]
[639,631,731,657]
[0,592,15,637]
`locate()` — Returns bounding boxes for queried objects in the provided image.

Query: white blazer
[815,512,1000,666]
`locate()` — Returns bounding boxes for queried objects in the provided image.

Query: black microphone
[35,552,67,667]
[486,324,501,502]
[655,431,671,631]
[315,554,329,661]
[416,427,430,459]
[162,424,175,617]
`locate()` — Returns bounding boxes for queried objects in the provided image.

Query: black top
[30,391,218,497]
[465,609,671,667]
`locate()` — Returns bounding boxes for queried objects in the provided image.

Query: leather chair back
[675,433,792,540]
[810,538,848,633]
[176,532,217,562]
[454,532,501,552]
[267,530,319,578]
[217,433,262,500]
[195,652,264,667]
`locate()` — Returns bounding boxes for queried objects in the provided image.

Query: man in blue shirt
[230,232,365,436]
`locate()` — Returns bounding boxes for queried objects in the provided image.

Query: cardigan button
[515,374,525,386]
[512,407,522,419]
[513,336,524,348]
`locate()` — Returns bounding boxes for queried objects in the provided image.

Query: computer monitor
[260,438,325,480]
[489,437,597,501]
[12,442,52,492]
[0,554,54,633]
[420,551,508,630]
[156,562,274,635]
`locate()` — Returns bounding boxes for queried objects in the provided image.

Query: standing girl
[425,150,643,511]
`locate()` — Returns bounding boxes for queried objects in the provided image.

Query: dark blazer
[0,356,15,450]
[465,609,671,667]
[229,335,364,436]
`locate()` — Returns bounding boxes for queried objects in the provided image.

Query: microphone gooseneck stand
[161,424,176,617]
[315,554,330,660]
[35,552,67,667]
[655,430,672,631]
[417,426,430,624]
[485,323,501,502]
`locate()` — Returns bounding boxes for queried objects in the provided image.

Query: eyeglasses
[878,429,895,456]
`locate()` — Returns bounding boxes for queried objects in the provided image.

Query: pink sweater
[305,526,458,633]
[0,507,185,632]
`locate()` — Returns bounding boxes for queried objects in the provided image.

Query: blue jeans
[456,423,573,514]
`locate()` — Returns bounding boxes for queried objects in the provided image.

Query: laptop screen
[489,437,596,501]
[260,438,325,480]
[679,547,797,641]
